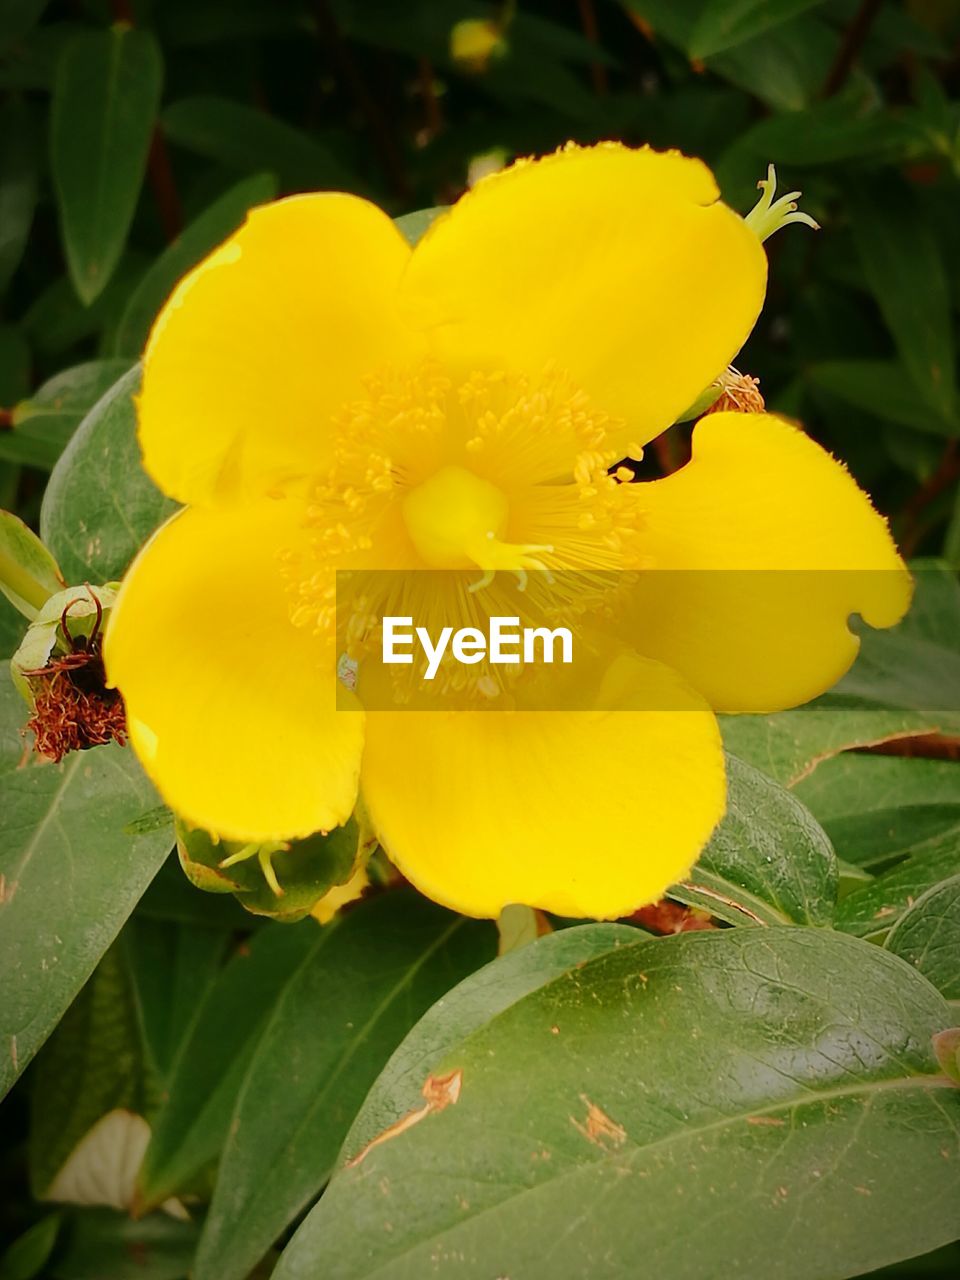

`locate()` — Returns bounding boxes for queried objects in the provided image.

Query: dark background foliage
[1,2,960,1278]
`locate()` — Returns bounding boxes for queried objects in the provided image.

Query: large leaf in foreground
[40,365,176,583]
[672,753,837,925]
[276,928,960,1280]
[194,892,496,1280]
[0,681,173,1099]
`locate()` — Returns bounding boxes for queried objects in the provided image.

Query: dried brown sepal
[23,598,127,762]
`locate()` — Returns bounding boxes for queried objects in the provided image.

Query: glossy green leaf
[794,755,960,869]
[0,679,174,1101]
[194,892,496,1280]
[848,180,956,422]
[834,835,960,940]
[276,928,960,1280]
[0,100,39,295]
[162,95,358,191]
[672,753,837,925]
[50,27,163,304]
[3,359,132,471]
[885,875,960,1003]
[40,365,177,583]
[113,172,278,358]
[29,946,147,1197]
[136,921,316,1213]
[689,0,826,60]
[0,508,64,618]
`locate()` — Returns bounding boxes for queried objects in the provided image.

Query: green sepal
[672,382,723,424]
[177,819,363,923]
[0,508,65,619]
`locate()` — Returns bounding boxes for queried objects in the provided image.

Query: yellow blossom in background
[104,144,910,920]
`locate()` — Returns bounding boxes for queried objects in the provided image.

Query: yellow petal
[401,143,766,449]
[104,497,362,841]
[360,653,724,919]
[625,411,912,713]
[139,194,422,505]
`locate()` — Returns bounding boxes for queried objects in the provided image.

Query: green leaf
[194,892,496,1280]
[275,928,960,1280]
[0,1214,61,1280]
[720,706,940,786]
[0,1,50,47]
[689,0,826,60]
[834,835,960,941]
[808,360,958,437]
[50,1208,199,1280]
[0,323,30,406]
[137,920,317,1212]
[29,946,147,1197]
[0,100,39,295]
[0,679,174,1100]
[0,508,64,618]
[393,206,445,247]
[3,359,132,471]
[848,180,957,423]
[671,753,837,926]
[884,875,960,1004]
[794,754,960,869]
[40,365,177,583]
[123,919,230,1084]
[162,95,358,191]
[113,172,279,358]
[50,27,163,304]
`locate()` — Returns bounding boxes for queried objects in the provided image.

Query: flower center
[402,465,508,569]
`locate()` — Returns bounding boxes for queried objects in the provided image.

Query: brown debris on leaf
[23,596,127,763]
[346,1069,463,1169]
[571,1095,627,1150]
[630,899,715,935]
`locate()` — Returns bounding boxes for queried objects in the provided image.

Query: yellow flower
[104,144,910,921]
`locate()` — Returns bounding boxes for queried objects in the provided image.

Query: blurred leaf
[808,359,958,437]
[689,0,826,60]
[885,874,960,1003]
[29,947,146,1197]
[0,679,173,1101]
[50,27,163,304]
[137,920,317,1213]
[40,365,177,583]
[113,172,278,358]
[194,892,496,1280]
[794,754,960,869]
[848,179,957,423]
[123,919,230,1084]
[162,95,357,191]
[0,0,50,47]
[0,324,30,406]
[50,1208,198,1280]
[4,358,132,471]
[709,14,835,112]
[21,256,148,357]
[275,928,960,1280]
[672,753,837,925]
[393,206,445,246]
[0,1215,61,1280]
[0,100,39,295]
